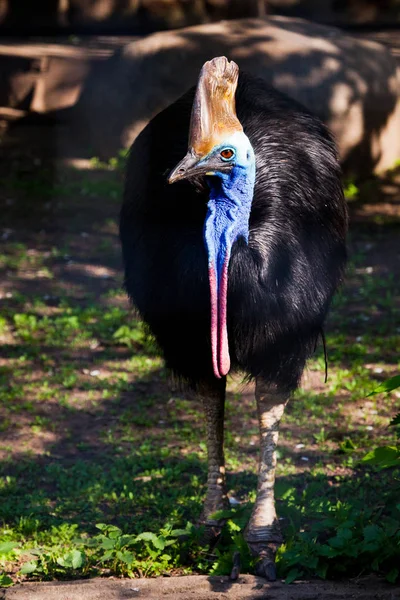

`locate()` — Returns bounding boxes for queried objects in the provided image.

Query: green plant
[0,541,19,588]
[113,325,144,348]
[343,179,359,200]
[194,507,253,576]
[18,522,195,580]
[367,375,400,397]
[361,376,400,469]
[0,572,14,587]
[276,489,400,584]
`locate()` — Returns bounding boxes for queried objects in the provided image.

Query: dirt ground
[3,575,400,600]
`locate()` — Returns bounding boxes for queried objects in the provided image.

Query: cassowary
[120,57,347,579]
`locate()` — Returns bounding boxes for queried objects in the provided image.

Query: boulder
[0,54,40,110]
[0,41,115,114]
[73,16,400,175]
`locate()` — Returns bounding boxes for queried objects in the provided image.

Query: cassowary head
[168,57,254,183]
[169,57,256,380]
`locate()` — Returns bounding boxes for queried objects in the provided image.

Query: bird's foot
[197,518,226,548]
[198,492,229,547]
[229,551,241,580]
[246,541,280,581]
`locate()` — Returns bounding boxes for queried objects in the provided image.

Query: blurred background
[1,0,400,167]
[1,0,400,32]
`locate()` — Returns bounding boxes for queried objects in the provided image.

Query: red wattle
[218,255,230,376]
[208,257,231,379]
[208,265,220,379]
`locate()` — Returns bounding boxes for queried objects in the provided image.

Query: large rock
[0,41,117,114]
[0,54,39,109]
[73,16,400,175]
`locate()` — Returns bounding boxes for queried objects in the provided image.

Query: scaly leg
[244,377,289,580]
[198,378,229,542]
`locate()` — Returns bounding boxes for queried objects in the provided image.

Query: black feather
[120,72,347,393]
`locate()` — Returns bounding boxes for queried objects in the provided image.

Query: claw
[245,540,280,581]
[229,551,241,580]
[255,557,276,581]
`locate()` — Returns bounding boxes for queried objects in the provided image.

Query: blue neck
[203,160,256,378]
[204,162,256,274]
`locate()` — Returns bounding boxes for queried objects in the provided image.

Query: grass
[0,154,399,587]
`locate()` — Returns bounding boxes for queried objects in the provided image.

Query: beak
[168,152,200,184]
[168,151,233,185]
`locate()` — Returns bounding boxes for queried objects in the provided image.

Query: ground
[3,574,400,599]
[0,116,399,596]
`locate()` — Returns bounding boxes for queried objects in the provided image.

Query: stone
[73,16,400,175]
[0,55,40,110]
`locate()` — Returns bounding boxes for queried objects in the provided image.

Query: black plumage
[120,64,348,579]
[120,72,347,393]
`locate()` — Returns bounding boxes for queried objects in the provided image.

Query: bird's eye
[220,148,235,161]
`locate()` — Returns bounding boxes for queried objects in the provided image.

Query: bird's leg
[244,378,289,581]
[198,379,229,543]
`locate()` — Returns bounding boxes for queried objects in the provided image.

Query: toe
[255,557,277,581]
[229,551,241,580]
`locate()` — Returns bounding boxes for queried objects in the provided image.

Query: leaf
[285,567,302,584]
[339,438,357,453]
[160,553,172,562]
[340,520,356,529]
[99,550,114,562]
[344,181,359,199]
[74,537,98,548]
[116,551,134,566]
[105,526,122,539]
[337,528,353,541]
[227,520,241,533]
[170,528,192,537]
[328,537,346,549]
[386,568,399,583]
[119,535,137,547]
[135,532,165,549]
[361,446,400,469]
[152,536,166,550]
[56,549,84,570]
[367,375,400,396]
[20,561,37,575]
[315,563,328,579]
[95,523,122,535]
[71,550,84,569]
[318,545,340,558]
[275,482,296,500]
[0,572,14,587]
[300,555,318,570]
[363,524,382,543]
[100,537,117,550]
[135,532,158,543]
[0,542,18,556]
[209,508,236,521]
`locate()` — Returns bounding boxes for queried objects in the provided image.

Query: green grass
[0,157,399,586]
